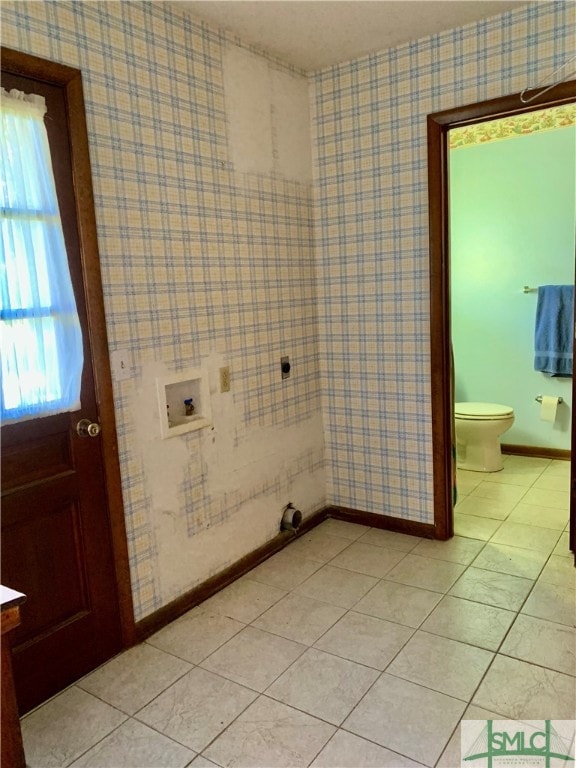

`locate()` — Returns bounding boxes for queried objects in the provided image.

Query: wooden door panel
[1,427,122,713]
[2,498,89,646]
[10,600,112,715]
[1,424,73,491]
[1,50,132,715]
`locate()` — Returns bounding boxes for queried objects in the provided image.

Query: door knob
[76,419,101,437]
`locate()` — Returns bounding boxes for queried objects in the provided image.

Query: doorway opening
[427,80,576,555]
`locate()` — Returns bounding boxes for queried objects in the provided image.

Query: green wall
[450,125,576,449]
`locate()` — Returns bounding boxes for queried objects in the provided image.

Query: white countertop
[0,585,26,609]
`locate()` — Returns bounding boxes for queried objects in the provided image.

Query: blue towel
[534,285,574,376]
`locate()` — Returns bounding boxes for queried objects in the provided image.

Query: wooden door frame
[1,47,136,645]
[427,80,576,541]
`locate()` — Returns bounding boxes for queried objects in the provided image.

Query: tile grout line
[435,461,571,765]
[22,478,573,766]
[126,530,404,763]
[192,529,429,765]
[436,470,573,766]
[144,514,568,761]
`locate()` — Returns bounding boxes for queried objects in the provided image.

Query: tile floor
[21,456,576,768]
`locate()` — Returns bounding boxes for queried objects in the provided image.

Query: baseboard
[326,505,436,539]
[501,444,571,461]
[135,502,436,641]
[135,507,328,642]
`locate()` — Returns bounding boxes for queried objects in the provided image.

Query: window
[1,87,83,423]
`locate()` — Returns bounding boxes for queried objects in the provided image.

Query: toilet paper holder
[535,395,563,404]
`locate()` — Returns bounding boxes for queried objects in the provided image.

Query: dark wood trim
[427,113,452,541]
[1,604,26,768]
[427,81,576,544]
[135,508,328,641]
[66,64,136,647]
[1,47,136,646]
[501,444,571,461]
[326,505,436,539]
[427,80,576,128]
[1,45,78,84]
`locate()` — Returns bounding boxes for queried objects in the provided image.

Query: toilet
[454,402,515,472]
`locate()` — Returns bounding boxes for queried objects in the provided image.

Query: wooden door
[1,49,134,714]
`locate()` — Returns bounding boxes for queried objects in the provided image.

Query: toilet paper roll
[540,395,559,423]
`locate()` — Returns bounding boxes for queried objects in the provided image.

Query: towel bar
[535,395,563,404]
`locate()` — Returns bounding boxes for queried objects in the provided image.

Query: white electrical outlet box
[156,369,212,439]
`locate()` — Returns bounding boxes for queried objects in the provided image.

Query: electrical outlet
[220,366,231,392]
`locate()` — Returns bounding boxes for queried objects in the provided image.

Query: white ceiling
[175,0,534,71]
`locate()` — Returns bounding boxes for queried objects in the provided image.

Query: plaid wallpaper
[2,0,323,619]
[311,0,576,523]
[3,0,575,619]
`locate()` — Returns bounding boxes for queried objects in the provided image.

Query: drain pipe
[280,502,302,532]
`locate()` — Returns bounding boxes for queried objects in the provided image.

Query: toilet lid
[455,402,514,419]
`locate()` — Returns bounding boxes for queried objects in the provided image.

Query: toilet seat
[455,402,514,421]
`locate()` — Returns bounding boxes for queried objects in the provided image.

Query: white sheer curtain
[1,87,83,423]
